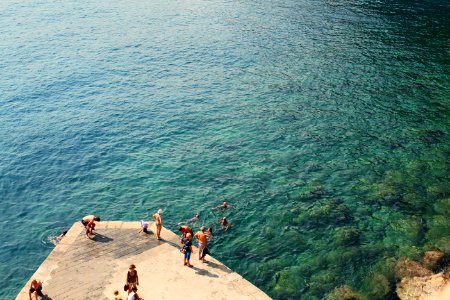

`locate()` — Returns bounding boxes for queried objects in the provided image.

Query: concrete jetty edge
[16,221,272,300]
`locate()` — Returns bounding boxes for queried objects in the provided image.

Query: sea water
[0,0,449,299]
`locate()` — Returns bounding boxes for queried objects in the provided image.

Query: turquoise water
[1,0,449,298]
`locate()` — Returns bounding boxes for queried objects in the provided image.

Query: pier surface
[16,221,271,300]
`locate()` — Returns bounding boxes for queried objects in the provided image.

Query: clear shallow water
[1,0,449,299]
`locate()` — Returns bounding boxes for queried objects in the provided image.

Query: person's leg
[198,244,204,260]
[29,288,34,300]
[201,247,209,262]
[157,225,162,239]
[186,251,192,267]
[36,286,44,298]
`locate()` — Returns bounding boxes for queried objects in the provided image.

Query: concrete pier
[16,221,271,300]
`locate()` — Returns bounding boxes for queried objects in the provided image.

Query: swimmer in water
[217,217,231,231]
[212,202,235,210]
[206,227,214,240]
[48,230,68,246]
[188,213,199,224]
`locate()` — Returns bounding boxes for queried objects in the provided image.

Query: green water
[0,0,449,299]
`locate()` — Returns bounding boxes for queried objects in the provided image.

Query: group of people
[77,201,237,299]
[177,201,236,267]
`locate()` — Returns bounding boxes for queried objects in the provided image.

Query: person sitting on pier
[139,220,149,234]
[29,279,44,300]
[212,201,235,210]
[178,225,193,238]
[81,215,100,238]
[127,286,143,300]
[113,289,124,300]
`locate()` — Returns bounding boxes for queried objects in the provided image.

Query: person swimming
[48,230,68,246]
[217,217,231,230]
[188,213,200,224]
[212,202,236,210]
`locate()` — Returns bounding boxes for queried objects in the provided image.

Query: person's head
[129,264,136,270]
[223,202,227,205]
[178,226,182,231]
[222,217,227,220]
[113,290,119,296]
[95,216,100,221]
[31,279,37,285]
[157,209,164,214]
[200,226,205,232]
[186,233,192,239]
[195,213,199,217]
[208,227,213,233]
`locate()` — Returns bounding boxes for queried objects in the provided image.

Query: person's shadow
[192,266,219,278]
[42,295,53,300]
[91,234,113,243]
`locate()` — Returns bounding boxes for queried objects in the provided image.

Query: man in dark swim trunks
[81,215,100,238]
[29,279,44,300]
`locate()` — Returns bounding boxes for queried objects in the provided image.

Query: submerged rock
[324,285,366,300]
[395,258,433,279]
[396,273,449,300]
[423,251,446,271]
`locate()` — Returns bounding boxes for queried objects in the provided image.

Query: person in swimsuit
[178,225,193,238]
[125,264,139,294]
[187,213,199,224]
[194,226,209,263]
[212,201,236,210]
[81,215,100,238]
[217,217,231,231]
[206,227,214,241]
[29,279,44,300]
[153,209,163,240]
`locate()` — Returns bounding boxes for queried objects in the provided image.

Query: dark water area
[0,0,449,299]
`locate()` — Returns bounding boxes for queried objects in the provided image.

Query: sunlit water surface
[1,0,449,298]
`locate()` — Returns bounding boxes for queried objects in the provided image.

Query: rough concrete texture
[16,221,271,300]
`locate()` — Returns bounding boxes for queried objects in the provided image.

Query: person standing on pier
[181,233,194,267]
[153,209,163,240]
[194,226,209,263]
[81,215,100,238]
[125,264,139,294]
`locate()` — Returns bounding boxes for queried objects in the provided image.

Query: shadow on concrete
[204,260,232,274]
[42,295,53,300]
[192,266,219,278]
[92,234,113,243]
